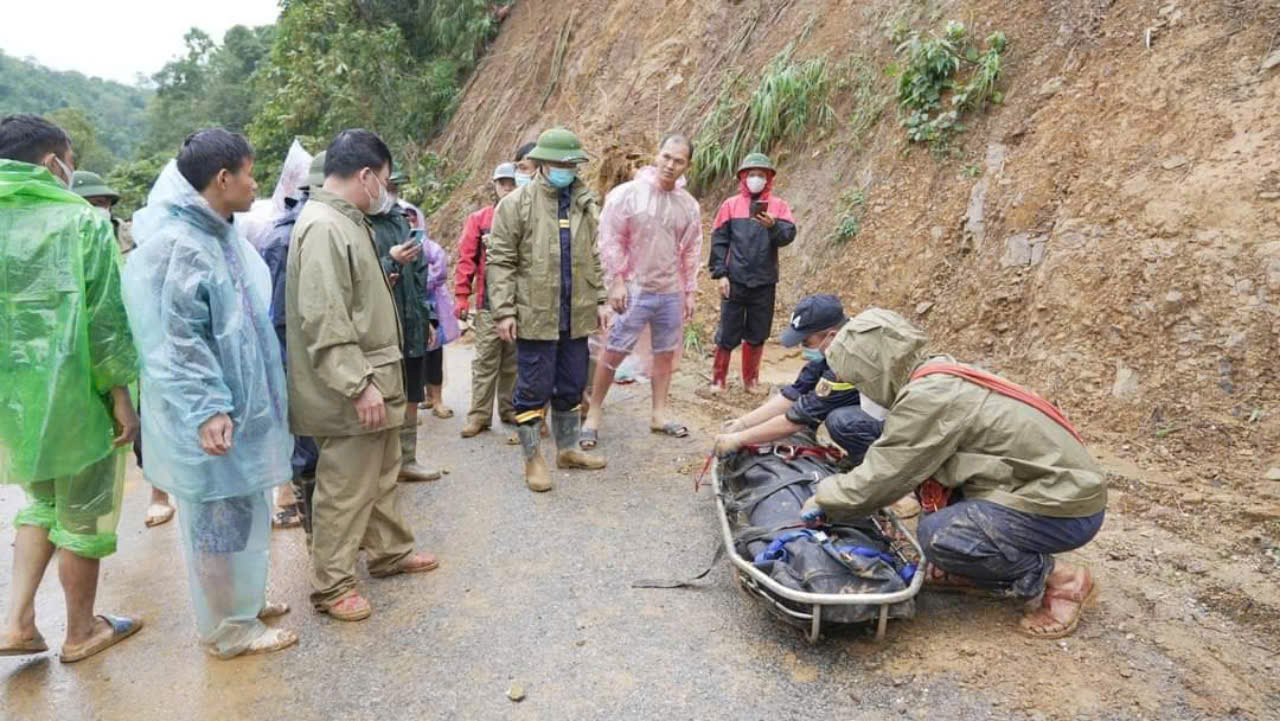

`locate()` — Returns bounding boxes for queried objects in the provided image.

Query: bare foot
[1020,565,1097,639]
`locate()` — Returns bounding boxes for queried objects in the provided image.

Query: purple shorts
[607,292,683,355]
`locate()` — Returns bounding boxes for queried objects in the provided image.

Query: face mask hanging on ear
[52,157,74,188]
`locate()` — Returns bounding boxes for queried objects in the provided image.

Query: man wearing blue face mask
[487,127,610,492]
[713,295,884,464]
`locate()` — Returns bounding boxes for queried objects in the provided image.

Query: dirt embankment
[427,3,1280,714]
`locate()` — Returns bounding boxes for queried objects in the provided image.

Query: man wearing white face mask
[713,295,883,464]
[286,128,439,622]
[707,153,798,394]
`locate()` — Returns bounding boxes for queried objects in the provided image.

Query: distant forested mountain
[0,50,150,170]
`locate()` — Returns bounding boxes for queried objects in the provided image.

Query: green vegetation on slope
[0,51,150,171]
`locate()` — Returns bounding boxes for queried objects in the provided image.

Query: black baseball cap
[780,294,846,347]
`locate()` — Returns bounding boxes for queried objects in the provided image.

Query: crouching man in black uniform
[713,294,883,463]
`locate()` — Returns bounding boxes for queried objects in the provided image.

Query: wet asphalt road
[1,346,1091,721]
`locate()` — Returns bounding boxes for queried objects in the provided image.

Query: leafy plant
[891,22,1007,148]
[684,322,706,357]
[846,56,889,151]
[690,41,837,193]
[832,189,866,244]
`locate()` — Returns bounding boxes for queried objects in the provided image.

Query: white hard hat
[492,162,518,181]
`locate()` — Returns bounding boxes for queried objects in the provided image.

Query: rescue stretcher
[711,445,925,642]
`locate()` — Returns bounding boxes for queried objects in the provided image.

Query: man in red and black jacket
[707,152,797,393]
[454,162,520,437]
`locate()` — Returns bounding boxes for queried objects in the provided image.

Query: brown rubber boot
[551,409,607,470]
[398,427,442,482]
[516,423,552,492]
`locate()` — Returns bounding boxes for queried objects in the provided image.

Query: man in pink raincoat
[580,134,702,447]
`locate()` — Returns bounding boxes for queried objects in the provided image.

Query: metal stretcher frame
[712,460,926,642]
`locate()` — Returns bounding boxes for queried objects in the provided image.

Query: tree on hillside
[142,25,276,156]
[48,108,115,175]
[0,50,150,165]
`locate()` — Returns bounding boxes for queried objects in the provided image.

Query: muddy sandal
[59,614,143,663]
[0,633,48,656]
[319,593,371,622]
[144,503,175,528]
[272,504,303,529]
[579,427,599,450]
[371,551,440,578]
[209,628,298,658]
[1019,568,1099,640]
[650,421,689,438]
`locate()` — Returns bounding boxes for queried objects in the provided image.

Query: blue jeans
[917,500,1105,599]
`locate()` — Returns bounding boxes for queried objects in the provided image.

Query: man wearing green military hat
[487,127,609,492]
[71,170,135,256]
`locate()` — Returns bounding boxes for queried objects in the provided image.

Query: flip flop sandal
[319,593,371,622]
[432,406,455,419]
[0,633,48,657]
[650,422,690,438]
[417,401,432,410]
[59,614,143,664]
[506,433,520,445]
[272,504,303,529]
[209,628,299,658]
[579,427,599,450]
[144,503,175,528]
[1019,570,1099,640]
[258,601,290,619]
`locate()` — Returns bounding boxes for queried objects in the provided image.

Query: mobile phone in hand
[750,200,766,217]
[408,228,425,242]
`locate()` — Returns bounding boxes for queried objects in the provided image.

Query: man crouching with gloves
[801,308,1106,639]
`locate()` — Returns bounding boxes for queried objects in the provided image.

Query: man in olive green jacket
[487,127,609,492]
[286,129,438,622]
[805,308,1106,639]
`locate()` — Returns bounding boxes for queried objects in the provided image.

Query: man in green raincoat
[802,308,1107,639]
[0,114,142,662]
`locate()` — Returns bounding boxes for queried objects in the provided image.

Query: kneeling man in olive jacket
[803,308,1107,639]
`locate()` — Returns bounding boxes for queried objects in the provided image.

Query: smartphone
[750,200,766,218]
[408,228,425,242]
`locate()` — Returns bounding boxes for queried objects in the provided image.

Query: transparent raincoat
[592,166,703,370]
[123,160,290,656]
[1,159,137,559]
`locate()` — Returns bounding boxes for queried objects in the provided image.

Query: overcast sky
[1,1,282,85]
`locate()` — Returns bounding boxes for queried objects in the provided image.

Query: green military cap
[302,151,326,189]
[71,171,119,201]
[388,169,409,185]
[737,152,775,174]
[525,127,589,164]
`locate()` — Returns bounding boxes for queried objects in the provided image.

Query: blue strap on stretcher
[752,530,915,583]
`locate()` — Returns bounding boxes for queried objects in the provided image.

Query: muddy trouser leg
[823,406,884,466]
[467,310,504,428]
[309,430,415,608]
[916,500,1106,599]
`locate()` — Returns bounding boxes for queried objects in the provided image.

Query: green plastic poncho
[122,160,292,502]
[0,159,137,485]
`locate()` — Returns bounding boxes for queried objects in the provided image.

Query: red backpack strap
[909,363,1082,443]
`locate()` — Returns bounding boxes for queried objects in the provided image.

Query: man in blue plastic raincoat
[122,129,298,658]
[0,114,142,663]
